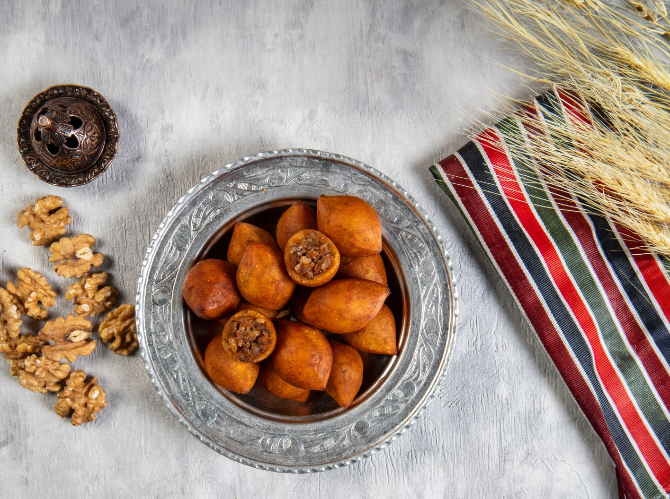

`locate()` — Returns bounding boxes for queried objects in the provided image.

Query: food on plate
[257,363,310,403]
[236,242,296,310]
[341,304,397,355]
[276,201,317,250]
[289,286,311,324]
[302,279,390,334]
[236,300,282,320]
[182,259,240,320]
[49,234,104,278]
[325,340,364,408]
[284,229,340,287]
[204,334,259,394]
[316,195,382,257]
[270,320,333,391]
[336,254,387,286]
[227,222,277,266]
[222,309,277,363]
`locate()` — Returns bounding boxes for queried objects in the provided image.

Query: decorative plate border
[136,149,459,472]
[16,84,119,187]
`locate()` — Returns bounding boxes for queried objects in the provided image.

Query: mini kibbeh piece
[284,229,340,287]
[236,242,296,310]
[222,309,277,363]
[182,259,240,320]
[302,279,389,334]
[204,334,259,394]
[326,340,364,408]
[276,201,317,250]
[270,320,332,391]
[257,363,310,403]
[341,304,397,355]
[336,254,388,286]
[316,195,382,257]
[227,222,277,267]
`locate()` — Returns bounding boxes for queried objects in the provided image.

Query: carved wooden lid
[17,85,119,187]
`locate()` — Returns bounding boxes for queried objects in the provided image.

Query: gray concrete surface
[0,1,617,497]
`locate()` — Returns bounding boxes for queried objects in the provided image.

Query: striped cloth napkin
[430,88,670,499]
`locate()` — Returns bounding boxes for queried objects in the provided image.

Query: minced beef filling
[227,316,272,362]
[289,232,334,279]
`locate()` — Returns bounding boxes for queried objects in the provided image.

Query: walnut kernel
[38,315,96,363]
[99,304,138,355]
[6,268,56,320]
[0,333,44,375]
[17,354,71,394]
[49,235,104,278]
[17,195,71,246]
[0,287,22,340]
[65,272,118,317]
[55,370,107,426]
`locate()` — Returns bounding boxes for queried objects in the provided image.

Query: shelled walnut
[65,273,117,317]
[49,235,104,278]
[99,304,138,355]
[6,268,56,320]
[38,315,96,363]
[0,287,22,340]
[17,354,71,394]
[55,370,107,426]
[17,195,71,246]
[0,334,44,376]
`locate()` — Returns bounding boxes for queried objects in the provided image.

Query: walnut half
[49,235,104,278]
[99,304,138,356]
[0,333,45,376]
[65,272,117,317]
[38,315,96,363]
[7,268,56,320]
[17,195,71,246]
[0,287,22,340]
[17,354,71,394]
[55,370,107,426]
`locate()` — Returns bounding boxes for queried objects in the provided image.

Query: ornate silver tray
[136,149,457,472]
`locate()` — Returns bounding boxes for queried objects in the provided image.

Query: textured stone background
[0,1,617,497]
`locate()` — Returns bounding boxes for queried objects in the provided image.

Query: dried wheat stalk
[475,0,670,255]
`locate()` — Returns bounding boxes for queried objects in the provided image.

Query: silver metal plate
[136,149,458,472]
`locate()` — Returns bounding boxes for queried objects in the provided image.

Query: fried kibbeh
[182,259,240,320]
[222,309,277,363]
[316,195,382,257]
[337,254,387,286]
[204,334,259,394]
[258,363,310,403]
[227,222,277,266]
[270,320,332,391]
[326,340,364,408]
[284,229,340,287]
[276,201,317,250]
[303,279,389,334]
[341,304,397,355]
[236,242,296,310]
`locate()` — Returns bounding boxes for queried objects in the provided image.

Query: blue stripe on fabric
[458,139,662,498]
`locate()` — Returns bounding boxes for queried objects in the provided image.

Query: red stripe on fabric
[615,226,670,325]
[478,131,670,486]
[546,185,670,412]
[436,154,641,498]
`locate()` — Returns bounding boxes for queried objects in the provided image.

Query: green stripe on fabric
[496,114,663,498]
[660,255,670,279]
